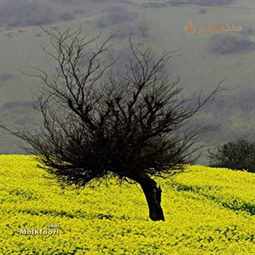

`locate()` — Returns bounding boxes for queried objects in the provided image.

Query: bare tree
[1,28,221,221]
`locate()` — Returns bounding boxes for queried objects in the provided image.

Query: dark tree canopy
[208,139,255,172]
[1,28,221,221]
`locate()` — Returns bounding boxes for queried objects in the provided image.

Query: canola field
[0,155,255,255]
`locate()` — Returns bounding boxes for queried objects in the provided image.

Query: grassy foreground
[0,155,255,255]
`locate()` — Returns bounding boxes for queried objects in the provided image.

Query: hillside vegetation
[0,155,255,254]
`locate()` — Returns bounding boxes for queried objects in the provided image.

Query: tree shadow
[172,183,255,215]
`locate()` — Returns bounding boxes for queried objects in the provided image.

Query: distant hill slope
[0,155,254,254]
[1,0,255,162]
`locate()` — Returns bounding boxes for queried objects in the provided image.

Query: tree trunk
[129,174,165,221]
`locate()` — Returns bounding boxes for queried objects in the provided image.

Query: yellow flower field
[0,155,255,254]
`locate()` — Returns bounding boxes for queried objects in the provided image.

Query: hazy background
[1,0,255,164]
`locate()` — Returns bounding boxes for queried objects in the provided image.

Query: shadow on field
[15,208,88,218]
[172,183,255,215]
[13,208,132,221]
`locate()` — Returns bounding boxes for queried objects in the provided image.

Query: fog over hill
[0,0,255,163]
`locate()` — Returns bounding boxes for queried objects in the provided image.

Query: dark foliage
[208,139,255,172]
[1,28,221,220]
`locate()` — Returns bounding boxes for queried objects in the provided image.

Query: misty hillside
[1,0,255,163]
